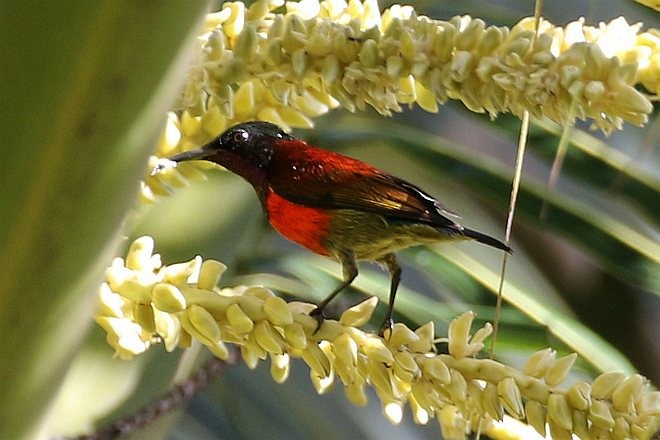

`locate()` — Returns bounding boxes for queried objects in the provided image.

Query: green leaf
[0,1,209,438]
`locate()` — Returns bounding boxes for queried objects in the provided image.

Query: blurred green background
[1,0,657,439]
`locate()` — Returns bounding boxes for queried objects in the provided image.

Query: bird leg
[377,254,401,336]
[310,251,358,332]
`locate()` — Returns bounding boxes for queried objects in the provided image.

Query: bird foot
[378,318,394,337]
[309,307,326,334]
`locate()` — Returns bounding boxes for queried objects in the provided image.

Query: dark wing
[268,144,460,228]
[328,172,460,228]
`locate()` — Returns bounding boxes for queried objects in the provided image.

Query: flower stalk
[176,0,656,140]
[96,236,660,440]
[142,0,658,201]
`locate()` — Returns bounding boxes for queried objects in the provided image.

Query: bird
[165,121,511,334]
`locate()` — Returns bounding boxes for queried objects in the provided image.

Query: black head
[216,121,293,165]
[165,122,293,193]
[167,121,293,169]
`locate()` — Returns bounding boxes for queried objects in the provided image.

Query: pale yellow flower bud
[314,319,345,340]
[132,303,156,333]
[548,417,573,440]
[125,236,155,271]
[470,322,492,348]
[408,321,434,353]
[182,304,222,346]
[262,295,294,326]
[320,54,340,83]
[283,322,307,349]
[96,316,151,360]
[153,308,181,352]
[296,90,333,116]
[234,24,257,62]
[447,311,480,358]
[179,111,202,138]
[358,39,379,68]
[408,392,429,424]
[544,352,577,387]
[410,381,435,414]
[360,0,381,31]
[301,343,332,377]
[589,399,616,430]
[367,359,393,401]
[225,303,254,333]
[445,369,468,403]
[567,381,591,411]
[387,322,419,348]
[392,351,419,383]
[438,405,465,440]
[163,257,201,285]
[614,416,632,439]
[414,81,437,112]
[523,348,556,378]
[152,283,187,313]
[483,382,504,421]
[253,320,286,354]
[332,333,358,368]
[277,106,314,129]
[180,286,234,317]
[237,295,267,321]
[97,282,127,318]
[244,332,268,360]
[270,352,291,383]
[196,260,226,291]
[418,357,450,384]
[361,335,394,364]
[310,369,335,394]
[498,377,524,419]
[208,340,230,360]
[591,371,626,399]
[383,401,404,425]
[246,0,270,21]
[286,0,320,20]
[332,333,358,385]
[611,373,645,413]
[224,2,246,38]
[339,296,378,326]
[548,393,573,431]
[341,382,366,407]
[572,408,590,439]
[155,112,182,157]
[240,345,260,369]
[204,7,233,31]
[635,389,660,416]
[525,400,546,437]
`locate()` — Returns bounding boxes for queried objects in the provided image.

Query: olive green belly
[322,209,464,260]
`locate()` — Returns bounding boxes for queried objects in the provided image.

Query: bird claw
[378,318,394,337]
[309,307,326,334]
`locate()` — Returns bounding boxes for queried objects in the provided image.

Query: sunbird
[166,121,511,333]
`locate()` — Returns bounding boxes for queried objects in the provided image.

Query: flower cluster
[175,0,655,139]
[635,0,660,12]
[96,236,660,440]
[140,1,658,200]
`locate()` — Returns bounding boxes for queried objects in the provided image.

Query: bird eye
[233,130,249,143]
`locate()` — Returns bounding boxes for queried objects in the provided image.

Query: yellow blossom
[96,236,660,440]
[143,1,657,200]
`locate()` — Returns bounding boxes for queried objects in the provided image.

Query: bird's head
[167,121,293,185]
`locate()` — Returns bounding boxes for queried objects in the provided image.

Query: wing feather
[268,141,460,228]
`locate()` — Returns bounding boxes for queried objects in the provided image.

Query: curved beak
[167,146,214,163]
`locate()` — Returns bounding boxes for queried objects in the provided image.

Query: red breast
[265,188,332,256]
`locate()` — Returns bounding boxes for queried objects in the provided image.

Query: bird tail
[462,228,512,253]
